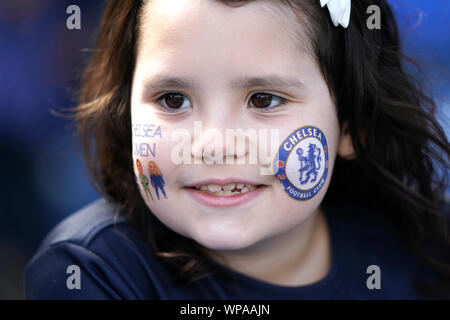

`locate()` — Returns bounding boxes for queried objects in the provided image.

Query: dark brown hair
[76,0,450,296]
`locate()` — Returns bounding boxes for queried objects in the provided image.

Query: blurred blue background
[0,0,448,299]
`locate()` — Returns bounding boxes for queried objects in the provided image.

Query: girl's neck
[203,207,331,287]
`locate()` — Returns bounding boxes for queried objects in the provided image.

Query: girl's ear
[337,122,357,160]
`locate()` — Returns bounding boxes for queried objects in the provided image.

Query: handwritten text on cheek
[133,124,162,158]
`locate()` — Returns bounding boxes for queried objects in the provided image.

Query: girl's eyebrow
[232,75,305,90]
[142,74,305,92]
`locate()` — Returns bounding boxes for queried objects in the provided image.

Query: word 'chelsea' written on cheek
[133,124,162,157]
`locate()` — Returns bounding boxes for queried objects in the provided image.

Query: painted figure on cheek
[148,160,167,200]
[136,159,154,201]
[297,143,322,185]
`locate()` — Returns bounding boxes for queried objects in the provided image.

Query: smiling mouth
[184,182,267,208]
[186,183,263,196]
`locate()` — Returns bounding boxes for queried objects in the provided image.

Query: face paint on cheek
[135,158,155,201]
[131,123,168,201]
[147,160,168,200]
[132,123,162,158]
[273,126,329,201]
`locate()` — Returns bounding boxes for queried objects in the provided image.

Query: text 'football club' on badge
[274,126,329,201]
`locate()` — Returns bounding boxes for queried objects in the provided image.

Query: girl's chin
[193,236,258,252]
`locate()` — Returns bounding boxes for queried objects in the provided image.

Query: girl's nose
[190,119,245,164]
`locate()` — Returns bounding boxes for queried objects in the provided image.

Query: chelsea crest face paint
[274,126,329,200]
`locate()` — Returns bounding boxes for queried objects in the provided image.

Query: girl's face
[131,0,341,250]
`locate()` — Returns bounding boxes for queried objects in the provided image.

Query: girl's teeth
[193,183,258,195]
[223,183,235,191]
[207,184,222,192]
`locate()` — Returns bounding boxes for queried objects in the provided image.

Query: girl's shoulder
[24,199,161,299]
[34,199,128,249]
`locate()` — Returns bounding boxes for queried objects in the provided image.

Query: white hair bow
[320,0,351,28]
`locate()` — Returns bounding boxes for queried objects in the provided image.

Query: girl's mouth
[184,181,267,207]
[193,183,260,195]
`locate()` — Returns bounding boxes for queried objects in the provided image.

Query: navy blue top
[25,199,445,299]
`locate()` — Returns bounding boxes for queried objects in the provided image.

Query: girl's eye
[249,93,287,110]
[155,92,287,112]
[156,93,191,110]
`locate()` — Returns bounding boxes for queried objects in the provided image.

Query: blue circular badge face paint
[273,126,329,201]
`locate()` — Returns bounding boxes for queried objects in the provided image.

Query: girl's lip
[184,185,267,208]
[184,178,264,188]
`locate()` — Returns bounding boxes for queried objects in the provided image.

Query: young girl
[25,0,450,299]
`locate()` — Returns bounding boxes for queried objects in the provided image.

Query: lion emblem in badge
[296,143,322,185]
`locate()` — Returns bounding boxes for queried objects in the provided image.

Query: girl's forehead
[137,0,310,60]
[134,0,315,92]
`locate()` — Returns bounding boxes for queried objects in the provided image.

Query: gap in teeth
[194,183,258,194]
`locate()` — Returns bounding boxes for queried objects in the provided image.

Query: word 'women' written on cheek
[133,124,162,157]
